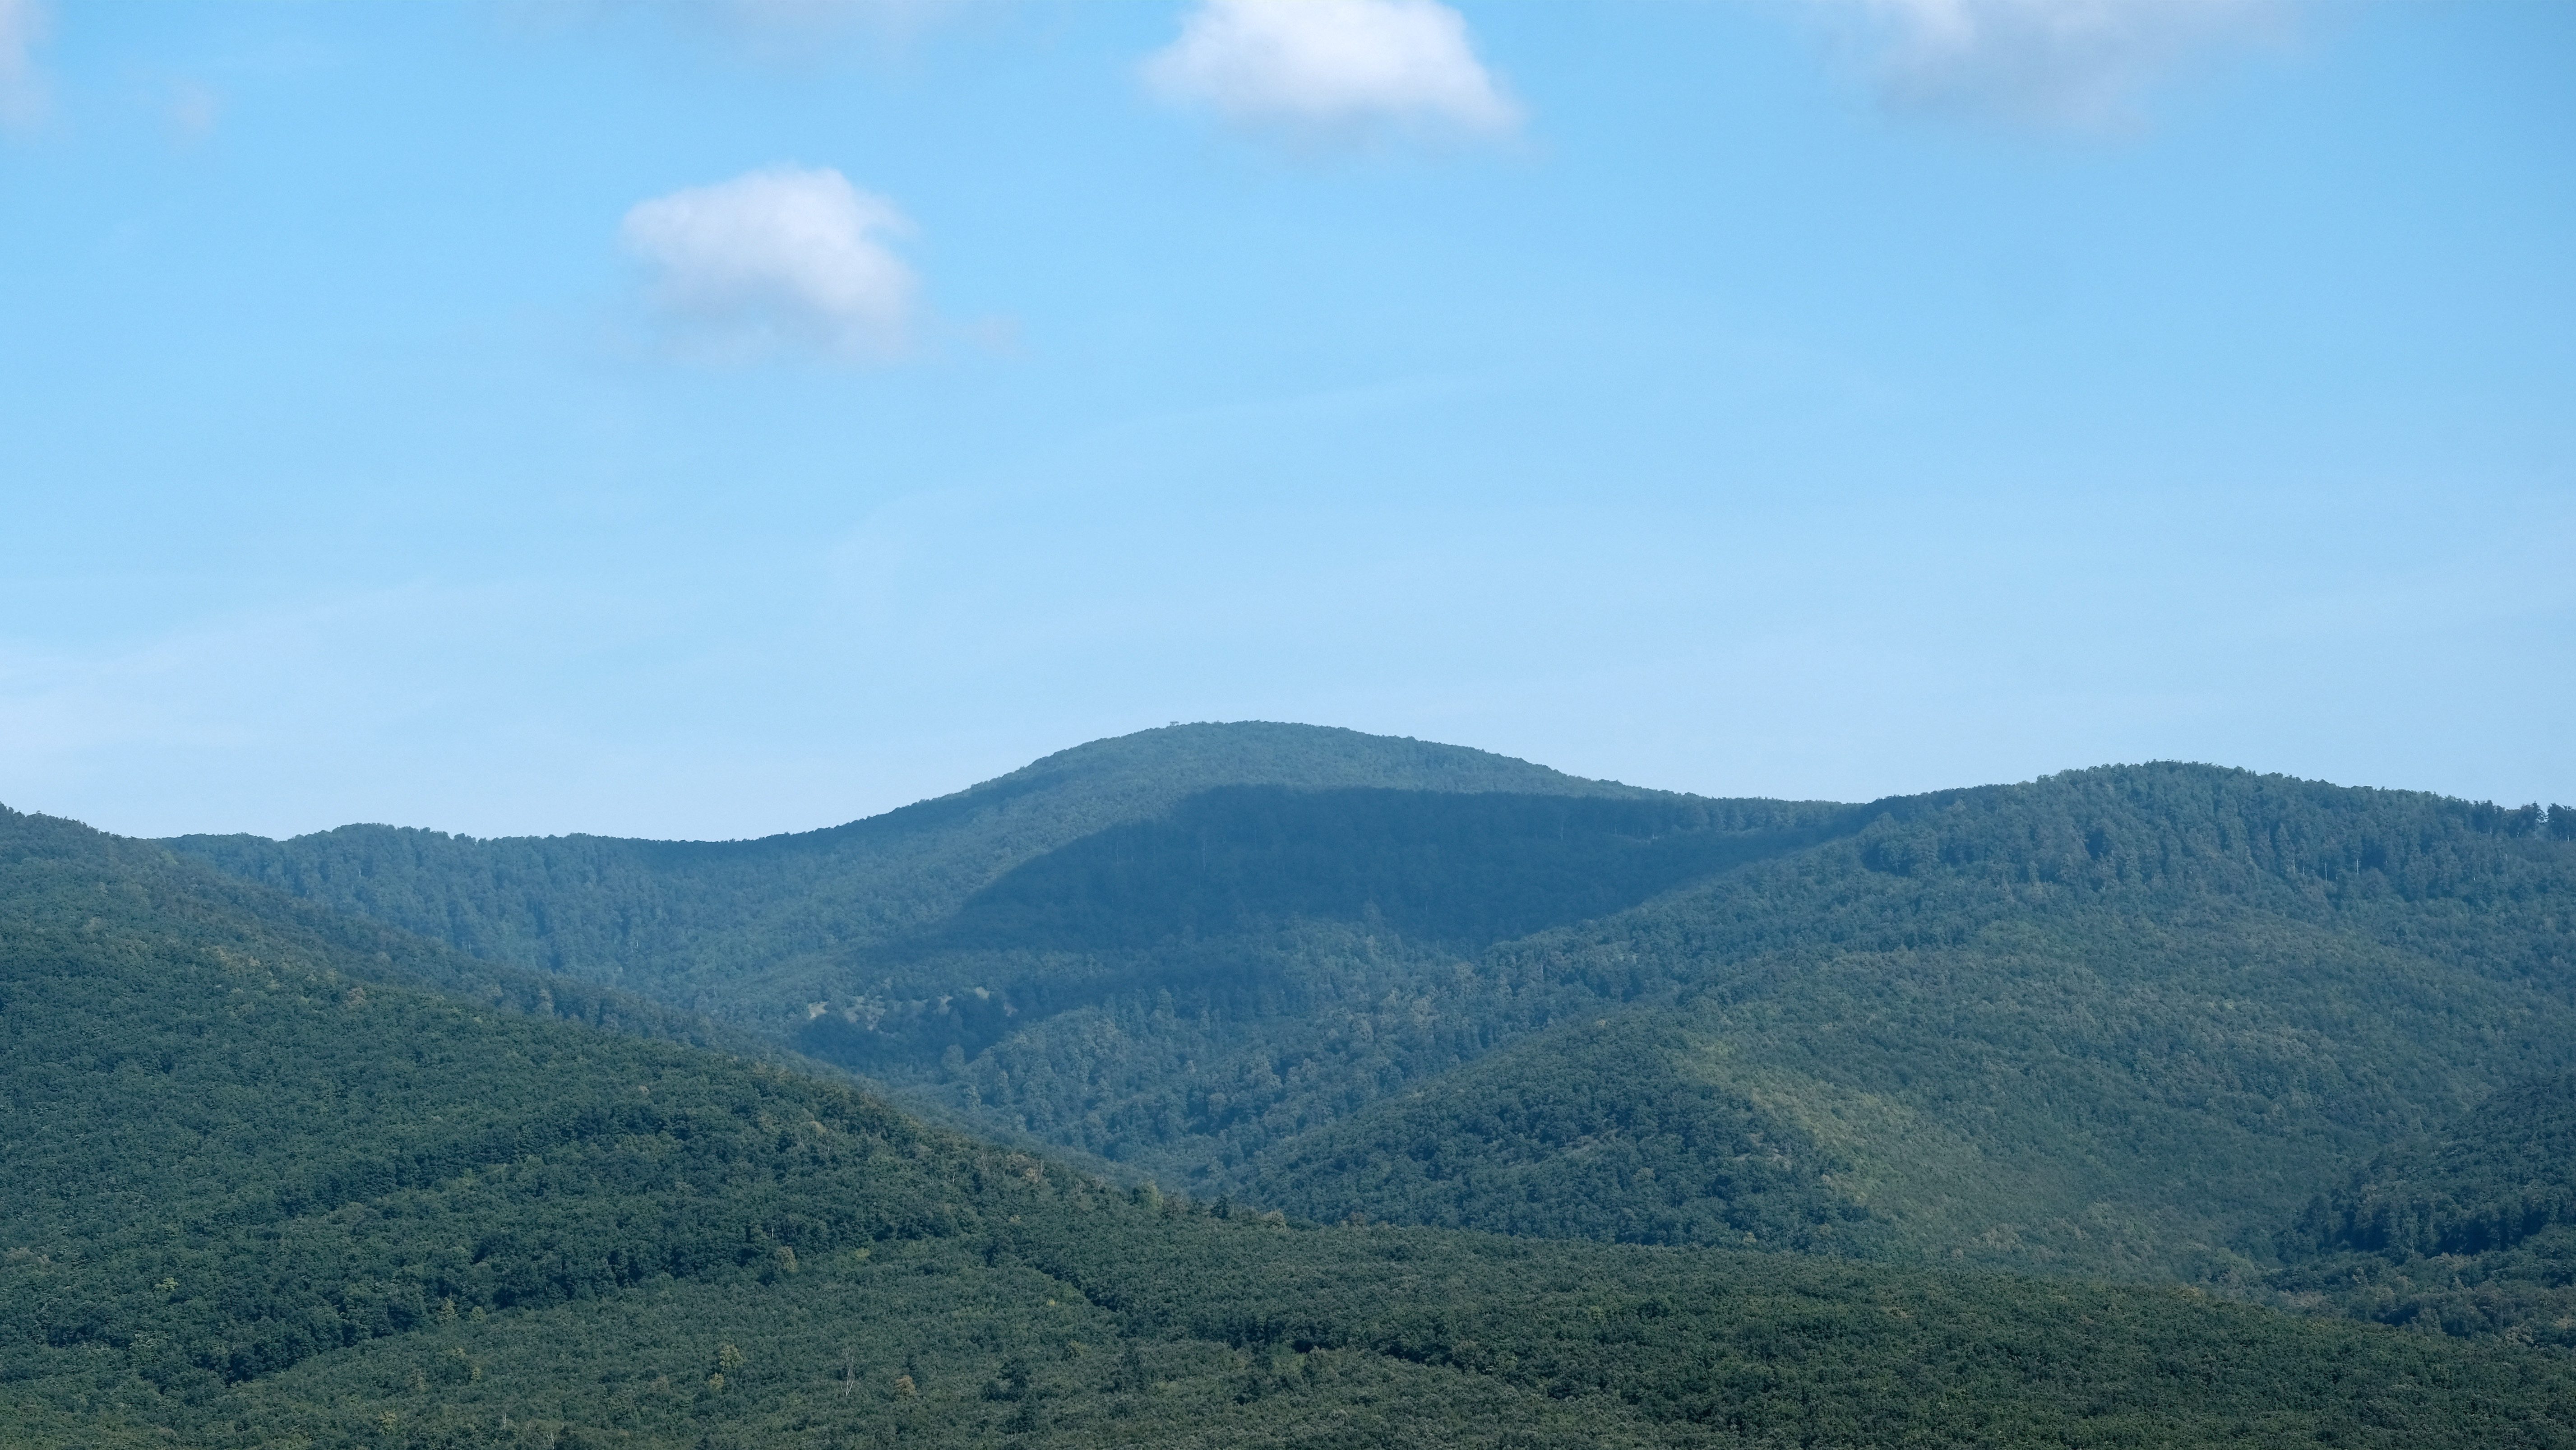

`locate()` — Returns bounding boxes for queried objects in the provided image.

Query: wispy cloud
[1142,0,1518,140]
[0,0,50,134]
[620,165,919,364]
[1824,0,2286,130]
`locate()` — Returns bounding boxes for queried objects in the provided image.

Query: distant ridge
[162,721,1665,1000]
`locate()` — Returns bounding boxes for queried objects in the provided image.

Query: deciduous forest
[10,723,2576,1446]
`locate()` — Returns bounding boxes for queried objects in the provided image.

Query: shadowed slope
[164,722,1651,1013]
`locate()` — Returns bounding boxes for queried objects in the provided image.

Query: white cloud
[0,0,50,134]
[1143,0,1518,139]
[620,166,918,363]
[1827,0,2285,130]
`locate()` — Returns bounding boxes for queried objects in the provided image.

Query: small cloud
[620,165,919,364]
[1824,0,2287,130]
[0,0,51,134]
[168,81,221,142]
[1142,0,1519,140]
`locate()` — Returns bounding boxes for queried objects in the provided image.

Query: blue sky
[2,0,2570,840]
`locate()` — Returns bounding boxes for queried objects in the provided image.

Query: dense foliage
[1235,899,2576,1279]
[158,727,2576,1314]
[165,723,1639,1012]
[2273,1069,2576,1347]
[0,806,754,1060]
[11,801,2576,1447]
[1236,1015,1882,1253]
[888,760,2576,1284]
[799,786,1850,1072]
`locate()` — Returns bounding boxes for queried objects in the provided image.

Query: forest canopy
[11,724,2575,1445]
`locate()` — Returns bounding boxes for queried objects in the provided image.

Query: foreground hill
[11,803,2576,1447]
[163,727,2576,1301]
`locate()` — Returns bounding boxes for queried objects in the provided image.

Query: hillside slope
[164,723,1654,1015]
[9,800,2575,1448]
[1242,768,2576,1280]
[0,805,755,1061]
[2273,1067,2576,1346]
[904,760,2576,1283]
[1246,903,2564,1281]
[162,731,2576,1297]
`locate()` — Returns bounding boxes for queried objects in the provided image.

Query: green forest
[10,723,2576,1445]
[166,728,2576,1281]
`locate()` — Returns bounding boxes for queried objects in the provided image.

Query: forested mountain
[1238,906,2559,1282]
[162,726,2576,1310]
[0,805,757,1062]
[20,801,2567,1447]
[164,723,1644,1016]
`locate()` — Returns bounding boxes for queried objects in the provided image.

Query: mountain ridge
[148,727,2576,1306]
[162,722,1665,1007]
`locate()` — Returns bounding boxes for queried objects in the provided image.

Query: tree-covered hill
[1243,903,2569,1282]
[163,723,1653,1014]
[158,728,2576,1302]
[1234,1014,1891,1254]
[10,798,2576,1448]
[2272,1068,2576,1347]
[0,805,757,1062]
[796,784,1853,1075]
[877,756,2576,1287]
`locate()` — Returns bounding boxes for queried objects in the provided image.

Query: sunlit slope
[13,800,2576,1447]
[1247,903,2562,1282]
[164,722,1659,1012]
